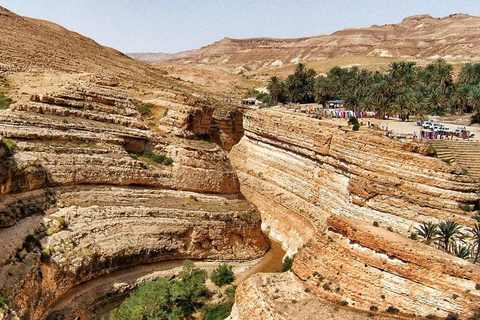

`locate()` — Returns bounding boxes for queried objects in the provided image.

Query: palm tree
[468,223,480,263]
[416,222,439,245]
[454,84,471,115]
[314,76,334,108]
[454,244,471,260]
[468,86,480,123]
[437,220,463,253]
[267,76,283,105]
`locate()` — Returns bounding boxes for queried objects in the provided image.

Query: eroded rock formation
[229,108,480,318]
[0,78,266,319]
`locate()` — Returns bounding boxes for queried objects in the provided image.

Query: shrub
[476,283,480,290]
[373,221,379,227]
[0,93,12,110]
[369,306,378,312]
[2,138,17,154]
[41,248,51,262]
[446,313,460,320]
[23,234,41,252]
[0,293,7,308]
[211,264,235,287]
[353,123,360,131]
[189,195,199,202]
[110,260,207,320]
[136,102,154,117]
[348,116,359,126]
[225,286,236,299]
[201,303,233,320]
[54,216,68,229]
[409,232,418,240]
[338,300,348,306]
[142,151,173,165]
[280,256,293,272]
[129,153,138,160]
[386,306,399,314]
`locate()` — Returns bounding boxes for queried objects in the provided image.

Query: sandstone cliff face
[229,108,480,318]
[0,78,266,319]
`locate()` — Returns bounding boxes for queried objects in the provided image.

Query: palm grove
[267,60,480,123]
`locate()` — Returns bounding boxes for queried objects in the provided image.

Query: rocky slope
[128,51,194,64]
[0,77,266,319]
[229,108,480,319]
[170,14,480,72]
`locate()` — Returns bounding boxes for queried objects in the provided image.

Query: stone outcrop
[229,108,480,318]
[0,79,266,319]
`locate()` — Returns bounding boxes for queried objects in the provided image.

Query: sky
[1,0,479,54]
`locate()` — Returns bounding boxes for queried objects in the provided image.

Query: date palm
[469,223,480,263]
[438,220,463,253]
[416,222,438,245]
[467,86,480,123]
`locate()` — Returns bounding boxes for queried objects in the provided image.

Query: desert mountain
[168,14,480,72]
[0,6,162,82]
[128,50,193,64]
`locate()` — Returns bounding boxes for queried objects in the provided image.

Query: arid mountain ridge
[164,13,480,72]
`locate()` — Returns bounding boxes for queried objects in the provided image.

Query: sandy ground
[327,116,480,142]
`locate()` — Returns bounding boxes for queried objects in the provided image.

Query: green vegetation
[263,61,480,122]
[201,303,233,320]
[0,293,7,309]
[415,220,480,264]
[141,150,173,166]
[2,138,17,154]
[348,116,360,131]
[136,102,154,117]
[0,74,13,110]
[41,248,51,262]
[54,216,69,229]
[110,261,208,320]
[211,264,234,287]
[189,195,199,202]
[22,234,41,252]
[280,256,293,272]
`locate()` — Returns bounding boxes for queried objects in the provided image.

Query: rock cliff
[229,108,480,318]
[0,78,266,319]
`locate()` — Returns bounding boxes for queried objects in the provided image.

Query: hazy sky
[1,0,479,53]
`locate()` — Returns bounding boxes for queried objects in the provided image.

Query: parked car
[422,120,433,129]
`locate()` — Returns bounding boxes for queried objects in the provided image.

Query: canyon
[1,4,480,320]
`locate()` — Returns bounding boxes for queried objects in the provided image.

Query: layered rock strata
[229,108,480,318]
[0,79,266,319]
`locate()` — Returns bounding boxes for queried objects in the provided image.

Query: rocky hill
[128,51,193,64]
[169,14,480,72]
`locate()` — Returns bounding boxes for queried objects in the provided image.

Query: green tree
[469,223,480,263]
[211,264,235,287]
[468,86,480,123]
[438,220,463,253]
[267,76,284,105]
[416,222,439,245]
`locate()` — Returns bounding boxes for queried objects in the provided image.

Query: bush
[23,234,41,252]
[136,102,154,117]
[201,303,233,320]
[189,195,199,202]
[373,221,379,227]
[211,264,235,287]
[446,313,460,320]
[54,216,68,229]
[141,151,173,165]
[369,306,378,312]
[41,248,51,262]
[409,232,418,240]
[386,306,399,314]
[2,138,17,154]
[0,93,12,110]
[280,256,293,272]
[110,260,207,320]
[129,153,138,160]
[0,293,7,308]
[353,123,360,131]
[348,116,359,126]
